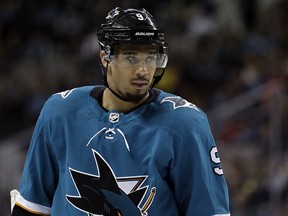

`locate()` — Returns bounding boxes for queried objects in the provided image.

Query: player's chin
[125,90,148,102]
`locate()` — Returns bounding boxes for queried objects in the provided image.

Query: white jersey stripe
[212,214,230,216]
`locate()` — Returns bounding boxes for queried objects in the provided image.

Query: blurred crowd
[1,0,288,215]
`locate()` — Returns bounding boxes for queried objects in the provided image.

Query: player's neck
[102,88,148,113]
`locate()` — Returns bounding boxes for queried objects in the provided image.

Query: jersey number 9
[210,147,224,175]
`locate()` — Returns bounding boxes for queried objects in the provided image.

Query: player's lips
[131,80,149,89]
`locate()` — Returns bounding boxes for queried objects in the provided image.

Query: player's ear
[100,50,108,68]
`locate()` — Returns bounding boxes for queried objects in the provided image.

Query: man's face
[105,44,158,101]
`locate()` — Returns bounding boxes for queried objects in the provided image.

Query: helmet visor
[109,44,168,70]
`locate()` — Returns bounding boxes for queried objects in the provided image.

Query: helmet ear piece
[104,56,109,62]
[101,45,112,62]
[100,50,110,67]
[103,53,110,62]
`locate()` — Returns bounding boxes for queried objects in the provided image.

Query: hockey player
[11,7,230,216]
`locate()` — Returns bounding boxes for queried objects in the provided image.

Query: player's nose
[135,63,149,77]
[135,65,148,78]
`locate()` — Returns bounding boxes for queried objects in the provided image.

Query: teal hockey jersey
[14,86,230,216]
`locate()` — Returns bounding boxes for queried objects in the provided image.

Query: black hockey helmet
[97,7,168,87]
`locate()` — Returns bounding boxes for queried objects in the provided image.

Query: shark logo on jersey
[66,150,156,215]
[161,96,199,111]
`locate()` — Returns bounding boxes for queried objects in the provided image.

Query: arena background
[1,0,288,215]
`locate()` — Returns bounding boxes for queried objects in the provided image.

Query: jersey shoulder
[156,91,205,118]
[148,91,210,134]
[41,85,99,121]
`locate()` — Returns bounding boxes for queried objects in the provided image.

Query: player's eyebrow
[122,50,138,55]
[121,50,157,55]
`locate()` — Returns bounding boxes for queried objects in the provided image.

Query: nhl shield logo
[109,112,120,123]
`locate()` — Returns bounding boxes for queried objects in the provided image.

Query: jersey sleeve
[170,113,230,215]
[12,105,59,215]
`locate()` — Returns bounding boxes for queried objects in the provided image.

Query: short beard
[122,90,149,103]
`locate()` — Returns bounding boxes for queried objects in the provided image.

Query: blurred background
[0,0,288,215]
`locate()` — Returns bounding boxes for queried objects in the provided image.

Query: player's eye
[145,55,157,64]
[126,55,140,65]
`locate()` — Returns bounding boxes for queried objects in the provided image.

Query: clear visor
[109,44,168,69]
